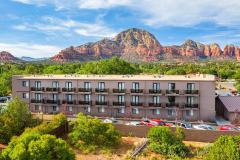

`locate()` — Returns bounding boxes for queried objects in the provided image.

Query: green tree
[69,113,121,152]
[205,136,240,160]
[1,132,75,160]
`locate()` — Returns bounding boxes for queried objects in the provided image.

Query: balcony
[185,103,199,108]
[130,89,144,93]
[79,100,92,105]
[31,99,44,103]
[166,102,179,108]
[46,100,60,104]
[166,90,179,95]
[31,87,44,92]
[78,88,92,93]
[149,89,162,94]
[95,88,109,93]
[113,102,126,106]
[62,100,76,105]
[112,89,126,93]
[149,103,162,107]
[62,88,75,92]
[95,101,108,105]
[184,90,199,95]
[131,102,143,106]
[45,87,60,92]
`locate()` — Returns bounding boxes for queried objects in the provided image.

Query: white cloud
[12,0,240,27]
[0,42,62,58]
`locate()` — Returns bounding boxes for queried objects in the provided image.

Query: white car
[103,118,118,123]
[125,121,141,126]
[193,124,215,130]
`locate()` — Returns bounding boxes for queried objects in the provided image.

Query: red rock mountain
[51,28,240,62]
[0,51,18,62]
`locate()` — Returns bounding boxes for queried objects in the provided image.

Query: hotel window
[153,96,160,104]
[153,109,160,115]
[84,106,91,113]
[118,95,125,103]
[35,81,41,89]
[168,83,175,90]
[35,93,41,100]
[132,108,139,114]
[168,96,175,103]
[153,83,160,91]
[22,81,29,87]
[186,110,194,117]
[53,106,59,112]
[22,92,29,99]
[66,94,73,102]
[65,82,72,89]
[52,81,59,88]
[118,107,125,114]
[167,109,175,116]
[84,82,91,89]
[118,82,125,90]
[98,82,105,90]
[35,105,41,111]
[98,107,105,113]
[187,96,194,105]
[84,94,91,101]
[132,95,140,104]
[132,82,140,90]
[98,95,105,102]
[52,94,58,101]
[187,83,195,90]
[67,106,73,112]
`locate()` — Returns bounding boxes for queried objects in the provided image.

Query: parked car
[140,119,168,126]
[103,118,118,123]
[219,125,236,131]
[125,121,141,126]
[193,124,215,130]
[177,121,193,129]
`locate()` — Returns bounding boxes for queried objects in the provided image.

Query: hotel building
[12,74,215,121]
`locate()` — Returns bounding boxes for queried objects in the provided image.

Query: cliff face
[0,51,18,62]
[51,28,240,62]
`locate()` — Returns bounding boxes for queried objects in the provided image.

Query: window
[168,96,175,103]
[35,105,41,111]
[35,81,41,89]
[98,82,105,90]
[132,108,139,114]
[84,94,91,101]
[132,95,140,103]
[52,81,59,88]
[84,106,91,113]
[118,107,125,114]
[118,95,125,102]
[22,93,29,99]
[186,110,194,117]
[84,82,91,89]
[132,82,139,90]
[98,107,105,113]
[187,83,195,90]
[22,81,29,87]
[67,106,73,112]
[167,109,176,116]
[66,94,72,102]
[153,83,160,91]
[118,82,125,90]
[187,96,194,104]
[65,82,72,89]
[153,109,160,115]
[168,83,175,90]
[153,96,160,104]
[53,106,59,112]
[98,95,105,102]
[35,93,41,100]
[52,94,58,101]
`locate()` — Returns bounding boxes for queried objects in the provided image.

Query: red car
[140,119,168,126]
[219,125,236,131]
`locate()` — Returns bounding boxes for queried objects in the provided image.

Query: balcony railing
[95,88,109,93]
[166,90,179,94]
[62,88,75,92]
[166,102,179,107]
[46,100,60,104]
[131,102,143,106]
[184,90,199,95]
[45,87,60,92]
[78,88,92,93]
[130,89,144,93]
[31,99,44,103]
[112,89,126,93]
[62,100,75,105]
[79,100,92,105]
[185,103,199,108]
[149,103,162,107]
[113,102,125,106]
[95,101,108,105]
[149,89,162,94]
[31,87,44,92]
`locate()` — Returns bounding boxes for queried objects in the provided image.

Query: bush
[69,113,121,152]
[147,127,188,158]
[1,132,75,160]
[204,135,240,160]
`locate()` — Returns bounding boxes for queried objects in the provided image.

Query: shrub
[69,113,121,151]
[147,127,188,158]
[204,135,240,160]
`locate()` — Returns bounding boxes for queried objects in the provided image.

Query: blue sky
[1,0,240,58]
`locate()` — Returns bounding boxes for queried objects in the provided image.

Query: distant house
[216,96,240,123]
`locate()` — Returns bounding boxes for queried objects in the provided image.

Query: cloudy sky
[1,0,240,57]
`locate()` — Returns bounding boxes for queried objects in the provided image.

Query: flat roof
[13,74,215,81]
[219,96,240,112]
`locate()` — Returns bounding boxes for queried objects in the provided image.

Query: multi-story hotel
[12,74,215,121]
